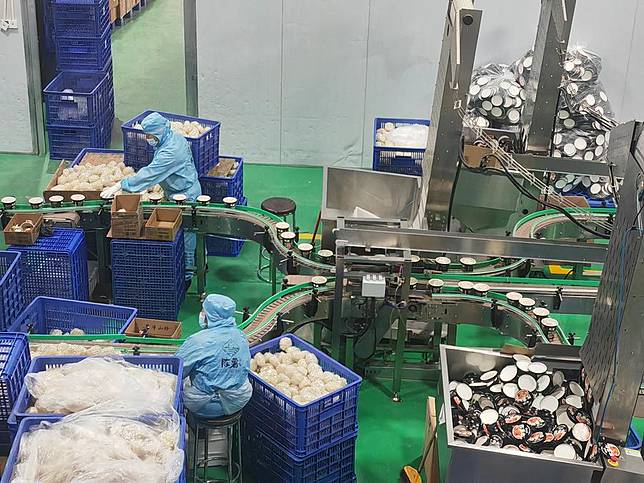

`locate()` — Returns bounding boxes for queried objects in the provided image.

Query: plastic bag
[551,173,621,201]
[562,46,602,83]
[10,401,183,483]
[510,49,534,87]
[375,122,429,148]
[552,46,616,162]
[466,63,525,129]
[25,357,177,415]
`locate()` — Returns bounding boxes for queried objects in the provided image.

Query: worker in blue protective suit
[101,112,202,282]
[175,294,253,419]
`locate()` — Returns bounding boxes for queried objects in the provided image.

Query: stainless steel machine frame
[581,121,644,444]
[521,0,575,153]
[420,0,481,230]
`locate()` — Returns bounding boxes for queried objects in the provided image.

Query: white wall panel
[0,0,35,153]
[474,0,540,66]
[195,0,644,166]
[361,0,439,167]
[614,1,642,121]
[569,0,638,119]
[196,0,282,164]
[281,0,369,167]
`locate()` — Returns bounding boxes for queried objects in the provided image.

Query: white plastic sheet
[25,357,177,415]
[10,402,184,483]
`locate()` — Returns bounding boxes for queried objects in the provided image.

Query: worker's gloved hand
[100,182,121,200]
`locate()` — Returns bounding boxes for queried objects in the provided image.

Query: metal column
[420,0,481,230]
[521,0,576,153]
[195,232,206,298]
[392,252,412,402]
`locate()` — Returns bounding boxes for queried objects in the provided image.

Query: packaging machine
[1,0,643,480]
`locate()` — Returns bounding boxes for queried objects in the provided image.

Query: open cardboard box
[111,194,143,239]
[3,213,43,245]
[43,153,125,202]
[124,318,182,338]
[145,208,182,241]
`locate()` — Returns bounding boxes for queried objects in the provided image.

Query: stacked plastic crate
[0,333,31,455]
[111,230,185,320]
[46,0,114,160]
[198,156,246,257]
[7,229,89,304]
[243,335,361,483]
[372,117,430,177]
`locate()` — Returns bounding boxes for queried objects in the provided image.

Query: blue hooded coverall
[121,112,202,280]
[175,294,253,418]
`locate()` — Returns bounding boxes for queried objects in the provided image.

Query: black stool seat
[261,197,296,217]
[189,410,242,428]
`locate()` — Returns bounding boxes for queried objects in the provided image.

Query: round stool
[258,197,297,283]
[188,410,243,483]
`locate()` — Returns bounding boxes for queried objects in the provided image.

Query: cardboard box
[124,318,182,338]
[111,194,143,239]
[462,144,496,169]
[145,208,182,241]
[423,396,440,483]
[43,153,125,202]
[118,0,134,18]
[3,213,43,245]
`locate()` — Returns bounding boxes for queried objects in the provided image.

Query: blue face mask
[147,137,159,147]
[198,312,207,329]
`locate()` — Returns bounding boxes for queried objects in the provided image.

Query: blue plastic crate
[199,156,244,202]
[245,334,361,458]
[8,296,136,335]
[244,428,357,483]
[2,415,186,483]
[372,117,429,177]
[0,253,24,332]
[8,229,89,303]
[47,120,112,160]
[206,197,247,257]
[42,0,56,55]
[55,28,111,71]
[111,231,185,320]
[0,333,30,422]
[51,0,110,38]
[206,236,245,258]
[44,71,112,126]
[122,110,220,174]
[10,355,183,431]
[627,425,642,450]
[559,191,616,209]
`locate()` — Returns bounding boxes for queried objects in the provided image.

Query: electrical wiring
[491,155,611,239]
[462,154,611,239]
[458,107,615,233]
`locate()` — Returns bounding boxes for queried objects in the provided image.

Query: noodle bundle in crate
[245,334,361,457]
[2,415,186,483]
[8,355,183,434]
[372,117,429,176]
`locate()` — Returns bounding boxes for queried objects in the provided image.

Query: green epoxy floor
[0,1,641,480]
